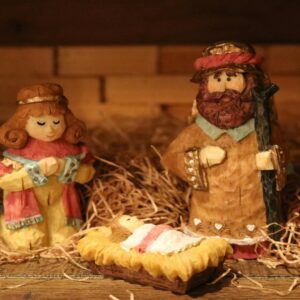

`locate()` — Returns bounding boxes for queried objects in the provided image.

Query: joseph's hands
[199,146,226,167]
[256,150,274,170]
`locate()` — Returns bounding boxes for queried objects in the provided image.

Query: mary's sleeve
[74,163,96,184]
[0,167,36,192]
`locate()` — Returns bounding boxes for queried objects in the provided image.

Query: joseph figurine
[162,41,287,258]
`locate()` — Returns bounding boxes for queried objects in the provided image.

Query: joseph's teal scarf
[195,116,255,142]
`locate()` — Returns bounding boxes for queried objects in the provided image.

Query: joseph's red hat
[192,41,263,82]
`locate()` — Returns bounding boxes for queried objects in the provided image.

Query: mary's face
[25,114,66,142]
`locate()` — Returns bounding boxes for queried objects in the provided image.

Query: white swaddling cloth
[120,224,203,255]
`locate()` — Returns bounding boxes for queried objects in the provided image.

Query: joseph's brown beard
[196,89,255,129]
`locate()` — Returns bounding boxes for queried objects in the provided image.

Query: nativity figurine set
[0,41,289,293]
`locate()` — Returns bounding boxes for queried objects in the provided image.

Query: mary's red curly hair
[0,91,86,149]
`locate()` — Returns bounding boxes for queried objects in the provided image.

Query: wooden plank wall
[0,44,299,128]
[0,44,299,166]
[0,0,300,45]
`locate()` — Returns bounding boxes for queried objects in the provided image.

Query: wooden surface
[0,259,299,299]
[1,0,300,45]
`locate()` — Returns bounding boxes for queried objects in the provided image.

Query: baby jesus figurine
[0,83,95,250]
[78,215,231,293]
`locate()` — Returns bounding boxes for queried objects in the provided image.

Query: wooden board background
[0,0,300,45]
[0,260,299,300]
[0,45,299,163]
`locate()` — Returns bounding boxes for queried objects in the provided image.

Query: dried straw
[85,155,189,228]
[230,271,300,296]
[257,212,300,270]
[0,114,299,296]
[108,290,135,300]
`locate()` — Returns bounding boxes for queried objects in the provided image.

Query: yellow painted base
[0,162,95,251]
[0,214,77,251]
[0,176,79,251]
[78,227,232,282]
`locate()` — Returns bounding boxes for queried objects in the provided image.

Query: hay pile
[84,114,189,227]
[258,172,300,270]
[0,113,299,295]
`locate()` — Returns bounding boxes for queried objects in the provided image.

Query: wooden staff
[254,83,283,240]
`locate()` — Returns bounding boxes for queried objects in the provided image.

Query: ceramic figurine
[78,215,231,294]
[162,41,287,259]
[0,83,95,250]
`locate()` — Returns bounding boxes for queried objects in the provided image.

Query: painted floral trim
[66,217,83,229]
[6,214,44,230]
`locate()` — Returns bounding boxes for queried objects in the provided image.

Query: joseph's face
[207,71,246,94]
[196,69,255,129]
[25,114,66,142]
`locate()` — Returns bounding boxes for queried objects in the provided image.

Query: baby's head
[110,215,144,242]
[117,215,144,233]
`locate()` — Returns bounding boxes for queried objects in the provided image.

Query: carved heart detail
[214,223,223,230]
[193,218,202,226]
[246,224,256,232]
[188,152,194,158]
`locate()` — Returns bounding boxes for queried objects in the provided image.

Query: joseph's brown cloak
[162,118,283,244]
